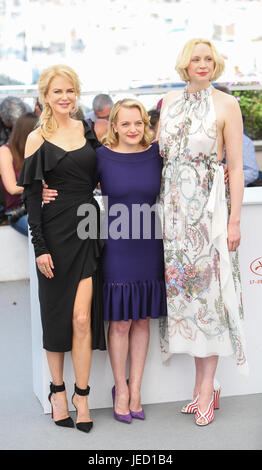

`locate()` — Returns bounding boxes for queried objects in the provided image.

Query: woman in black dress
[17,65,106,433]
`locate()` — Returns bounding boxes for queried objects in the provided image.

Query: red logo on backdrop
[250,257,262,276]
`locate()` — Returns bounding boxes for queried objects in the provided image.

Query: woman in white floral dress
[158,38,248,425]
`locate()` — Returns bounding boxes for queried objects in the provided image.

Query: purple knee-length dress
[96,142,167,321]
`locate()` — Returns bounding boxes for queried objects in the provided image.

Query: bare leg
[128,318,150,412]
[197,355,218,424]
[108,320,132,415]
[46,351,69,421]
[193,357,204,398]
[71,277,93,423]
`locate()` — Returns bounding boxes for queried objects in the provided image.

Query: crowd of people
[0,38,260,434]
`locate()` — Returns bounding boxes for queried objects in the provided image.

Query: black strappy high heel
[48,382,74,428]
[72,383,93,433]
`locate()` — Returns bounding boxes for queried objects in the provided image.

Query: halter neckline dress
[159,85,248,375]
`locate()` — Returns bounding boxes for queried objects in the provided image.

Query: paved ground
[0,280,261,451]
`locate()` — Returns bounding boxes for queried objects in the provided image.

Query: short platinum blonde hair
[37,64,81,138]
[175,38,225,82]
[102,98,153,149]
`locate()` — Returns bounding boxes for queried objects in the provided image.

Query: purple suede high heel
[112,386,132,424]
[130,409,145,420]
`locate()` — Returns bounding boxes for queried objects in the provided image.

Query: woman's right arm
[23,131,54,278]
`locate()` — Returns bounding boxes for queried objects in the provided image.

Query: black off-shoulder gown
[17,120,106,352]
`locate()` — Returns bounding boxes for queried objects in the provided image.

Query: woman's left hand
[227,220,241,251]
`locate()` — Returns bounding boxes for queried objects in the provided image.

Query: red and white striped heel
[181,386,221,416]
[181,394,199,414]
[195,398,215,426]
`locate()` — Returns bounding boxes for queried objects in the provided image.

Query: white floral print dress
[158,85,248,375]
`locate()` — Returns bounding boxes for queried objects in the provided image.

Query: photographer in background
[85,93,113,122]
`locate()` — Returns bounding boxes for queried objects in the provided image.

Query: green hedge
[232,90,262,140]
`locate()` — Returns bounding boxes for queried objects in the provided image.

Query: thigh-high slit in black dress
[17,120,106,352]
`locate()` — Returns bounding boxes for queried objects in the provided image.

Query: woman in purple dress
[43,98,167,422]
[98,99,166,422]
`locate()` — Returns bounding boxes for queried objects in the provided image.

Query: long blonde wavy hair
[102,98,153,149]
[37,64,81,139]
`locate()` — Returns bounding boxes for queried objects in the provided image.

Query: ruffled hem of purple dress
[103,279,167,321]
